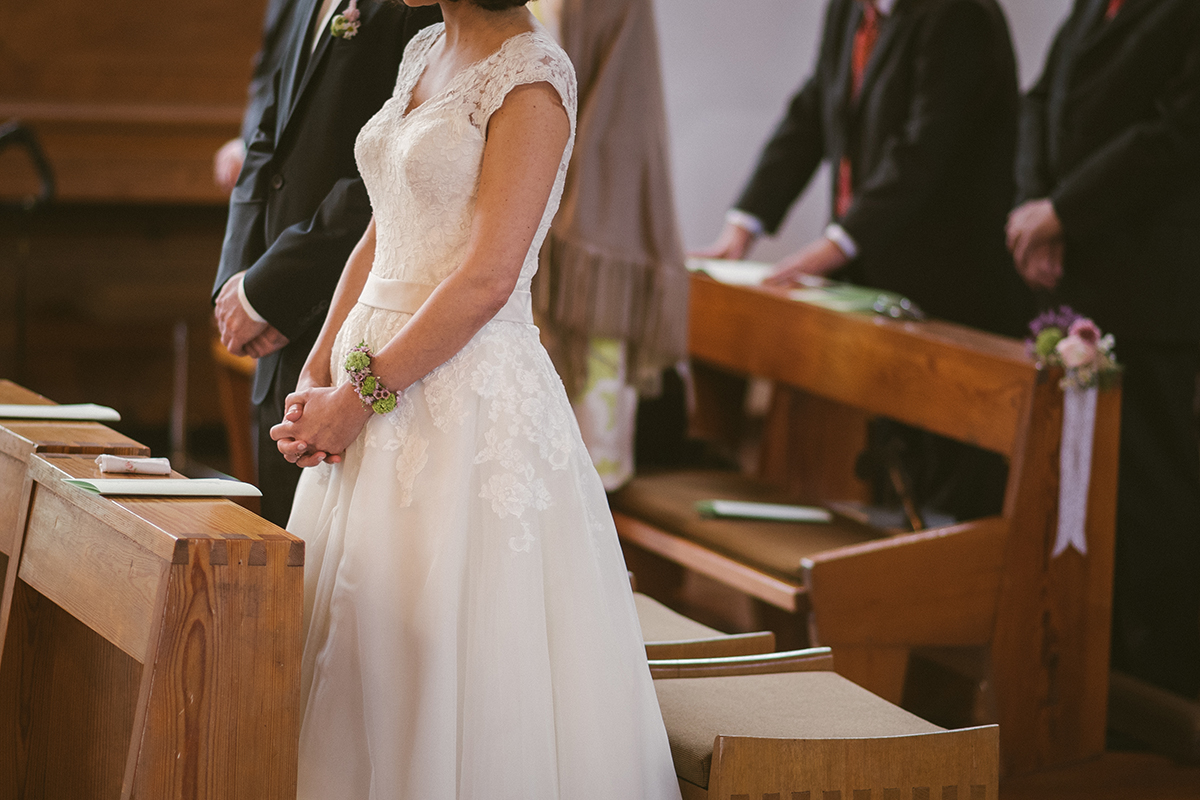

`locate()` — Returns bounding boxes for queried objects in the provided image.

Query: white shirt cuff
[823,223,859,260]
[726,209,765,237]
[235,272,266,323]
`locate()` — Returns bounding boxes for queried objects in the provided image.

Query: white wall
[654,0,1072,261]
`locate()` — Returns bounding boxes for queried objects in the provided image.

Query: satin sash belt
[358,272,534,325]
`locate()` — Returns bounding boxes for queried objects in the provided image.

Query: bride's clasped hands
[271,376,371,468]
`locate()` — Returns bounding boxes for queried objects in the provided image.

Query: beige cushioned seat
[654,671,943,790]
[635,592,724,642]
[611,470,881,582]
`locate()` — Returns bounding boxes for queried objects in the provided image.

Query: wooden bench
[0,453,303,799]
[612,274,1121,775]
[635,590,775,660]
[0,380,149,628]
[650,648,999,799]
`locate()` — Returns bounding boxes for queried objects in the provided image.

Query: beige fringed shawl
[534,0,690,398]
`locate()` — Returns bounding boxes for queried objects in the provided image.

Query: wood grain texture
[688,275,1034,456]
[990,378,1122,775]
[614,280,1120,774]
[0,0,264,203]
[707,725,999,800]
[803,517,1009,647]
[615,511,806,612]
[18,484,166,660]
[0,579,141,799]
[0,453,303,799]
[0,381,54,405]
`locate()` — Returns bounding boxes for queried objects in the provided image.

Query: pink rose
[1068,318,1101,345]
[1056,334,1097,369]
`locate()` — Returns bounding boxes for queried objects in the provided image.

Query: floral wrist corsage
[345,341,397,414]
[1027,306,1120,391]
[330,0,361,39]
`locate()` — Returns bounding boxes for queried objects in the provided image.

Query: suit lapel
[292,1,346,110]
[854,7,905,110]
[832,0,860,132]
[277,0,343,137]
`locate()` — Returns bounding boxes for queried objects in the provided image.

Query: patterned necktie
[837,2,881,218]
[1106,0,1126,20]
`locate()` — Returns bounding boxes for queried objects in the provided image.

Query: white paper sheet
[63,478,261,497]
[0,403,121,422]
[685,257,775,286]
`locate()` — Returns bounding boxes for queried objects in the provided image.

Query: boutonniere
[330,0,361,39]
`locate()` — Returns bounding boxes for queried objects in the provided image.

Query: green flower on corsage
[330,0,361,39]
[345,347,371,372]
[372,394,397,415]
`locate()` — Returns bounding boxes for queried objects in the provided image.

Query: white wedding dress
[287,24,682,800]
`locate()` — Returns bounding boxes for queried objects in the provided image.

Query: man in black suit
[213,0,439,526]
[701,0,1031,336]
[699,0,1030,522]
[213,0,295,193]
[1009,0,1200,699]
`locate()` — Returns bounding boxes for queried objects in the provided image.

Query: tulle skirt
[287,307,681,800]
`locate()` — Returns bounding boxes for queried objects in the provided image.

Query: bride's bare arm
[272,81,570,463]
[298,218,378,391]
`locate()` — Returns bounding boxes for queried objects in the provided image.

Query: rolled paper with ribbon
[95,454,172,475]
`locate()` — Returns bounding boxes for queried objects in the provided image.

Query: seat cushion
[635,592,724,643]
[654,671,944,789]
[611,470,880,582]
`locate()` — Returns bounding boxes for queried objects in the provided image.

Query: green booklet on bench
[695,499,832,524]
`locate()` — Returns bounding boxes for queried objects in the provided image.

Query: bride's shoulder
[480,29,576,112]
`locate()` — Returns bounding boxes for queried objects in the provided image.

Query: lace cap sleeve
[393,23,444,95]
[472,33,578,134]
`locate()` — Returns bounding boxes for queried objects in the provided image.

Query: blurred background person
[1009,0,1200,700]
[533,0,691,490]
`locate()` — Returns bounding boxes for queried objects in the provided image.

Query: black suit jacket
[239,0,295,144]
[735,0,1030,334]
[1017,0,1200,343]
[214,0,440,405]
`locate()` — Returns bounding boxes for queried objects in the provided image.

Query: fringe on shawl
[534,231,689,400]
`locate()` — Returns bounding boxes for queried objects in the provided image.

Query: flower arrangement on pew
[1026,306,1120,557]
[1027,306,1121,391]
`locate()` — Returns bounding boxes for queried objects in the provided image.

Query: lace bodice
[355,23,577,292]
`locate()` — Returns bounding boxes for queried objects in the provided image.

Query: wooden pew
[0,453,302,799]
[635,591,776,660]
[0,379,149,621]
[611,274,1121,775]
[649,648,999,799]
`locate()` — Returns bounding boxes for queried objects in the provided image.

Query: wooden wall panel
[0,0,266,202]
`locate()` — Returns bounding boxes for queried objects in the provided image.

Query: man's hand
[692,221,757,261]
[214,272,289,358]
[763,237,850,286]
[1007,199,1065,290]
[1016,240,1064,292]
[242,326,290,359]
[213,138,246,195]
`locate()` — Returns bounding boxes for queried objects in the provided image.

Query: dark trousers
[1110,341,1200,699]
[256,375,304,529]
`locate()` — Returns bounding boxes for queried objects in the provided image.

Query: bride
[269,0,682,797]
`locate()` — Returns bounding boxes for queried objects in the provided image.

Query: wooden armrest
[645,631,776,661]
[802,516,1008,647]
[650,647,833,679]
